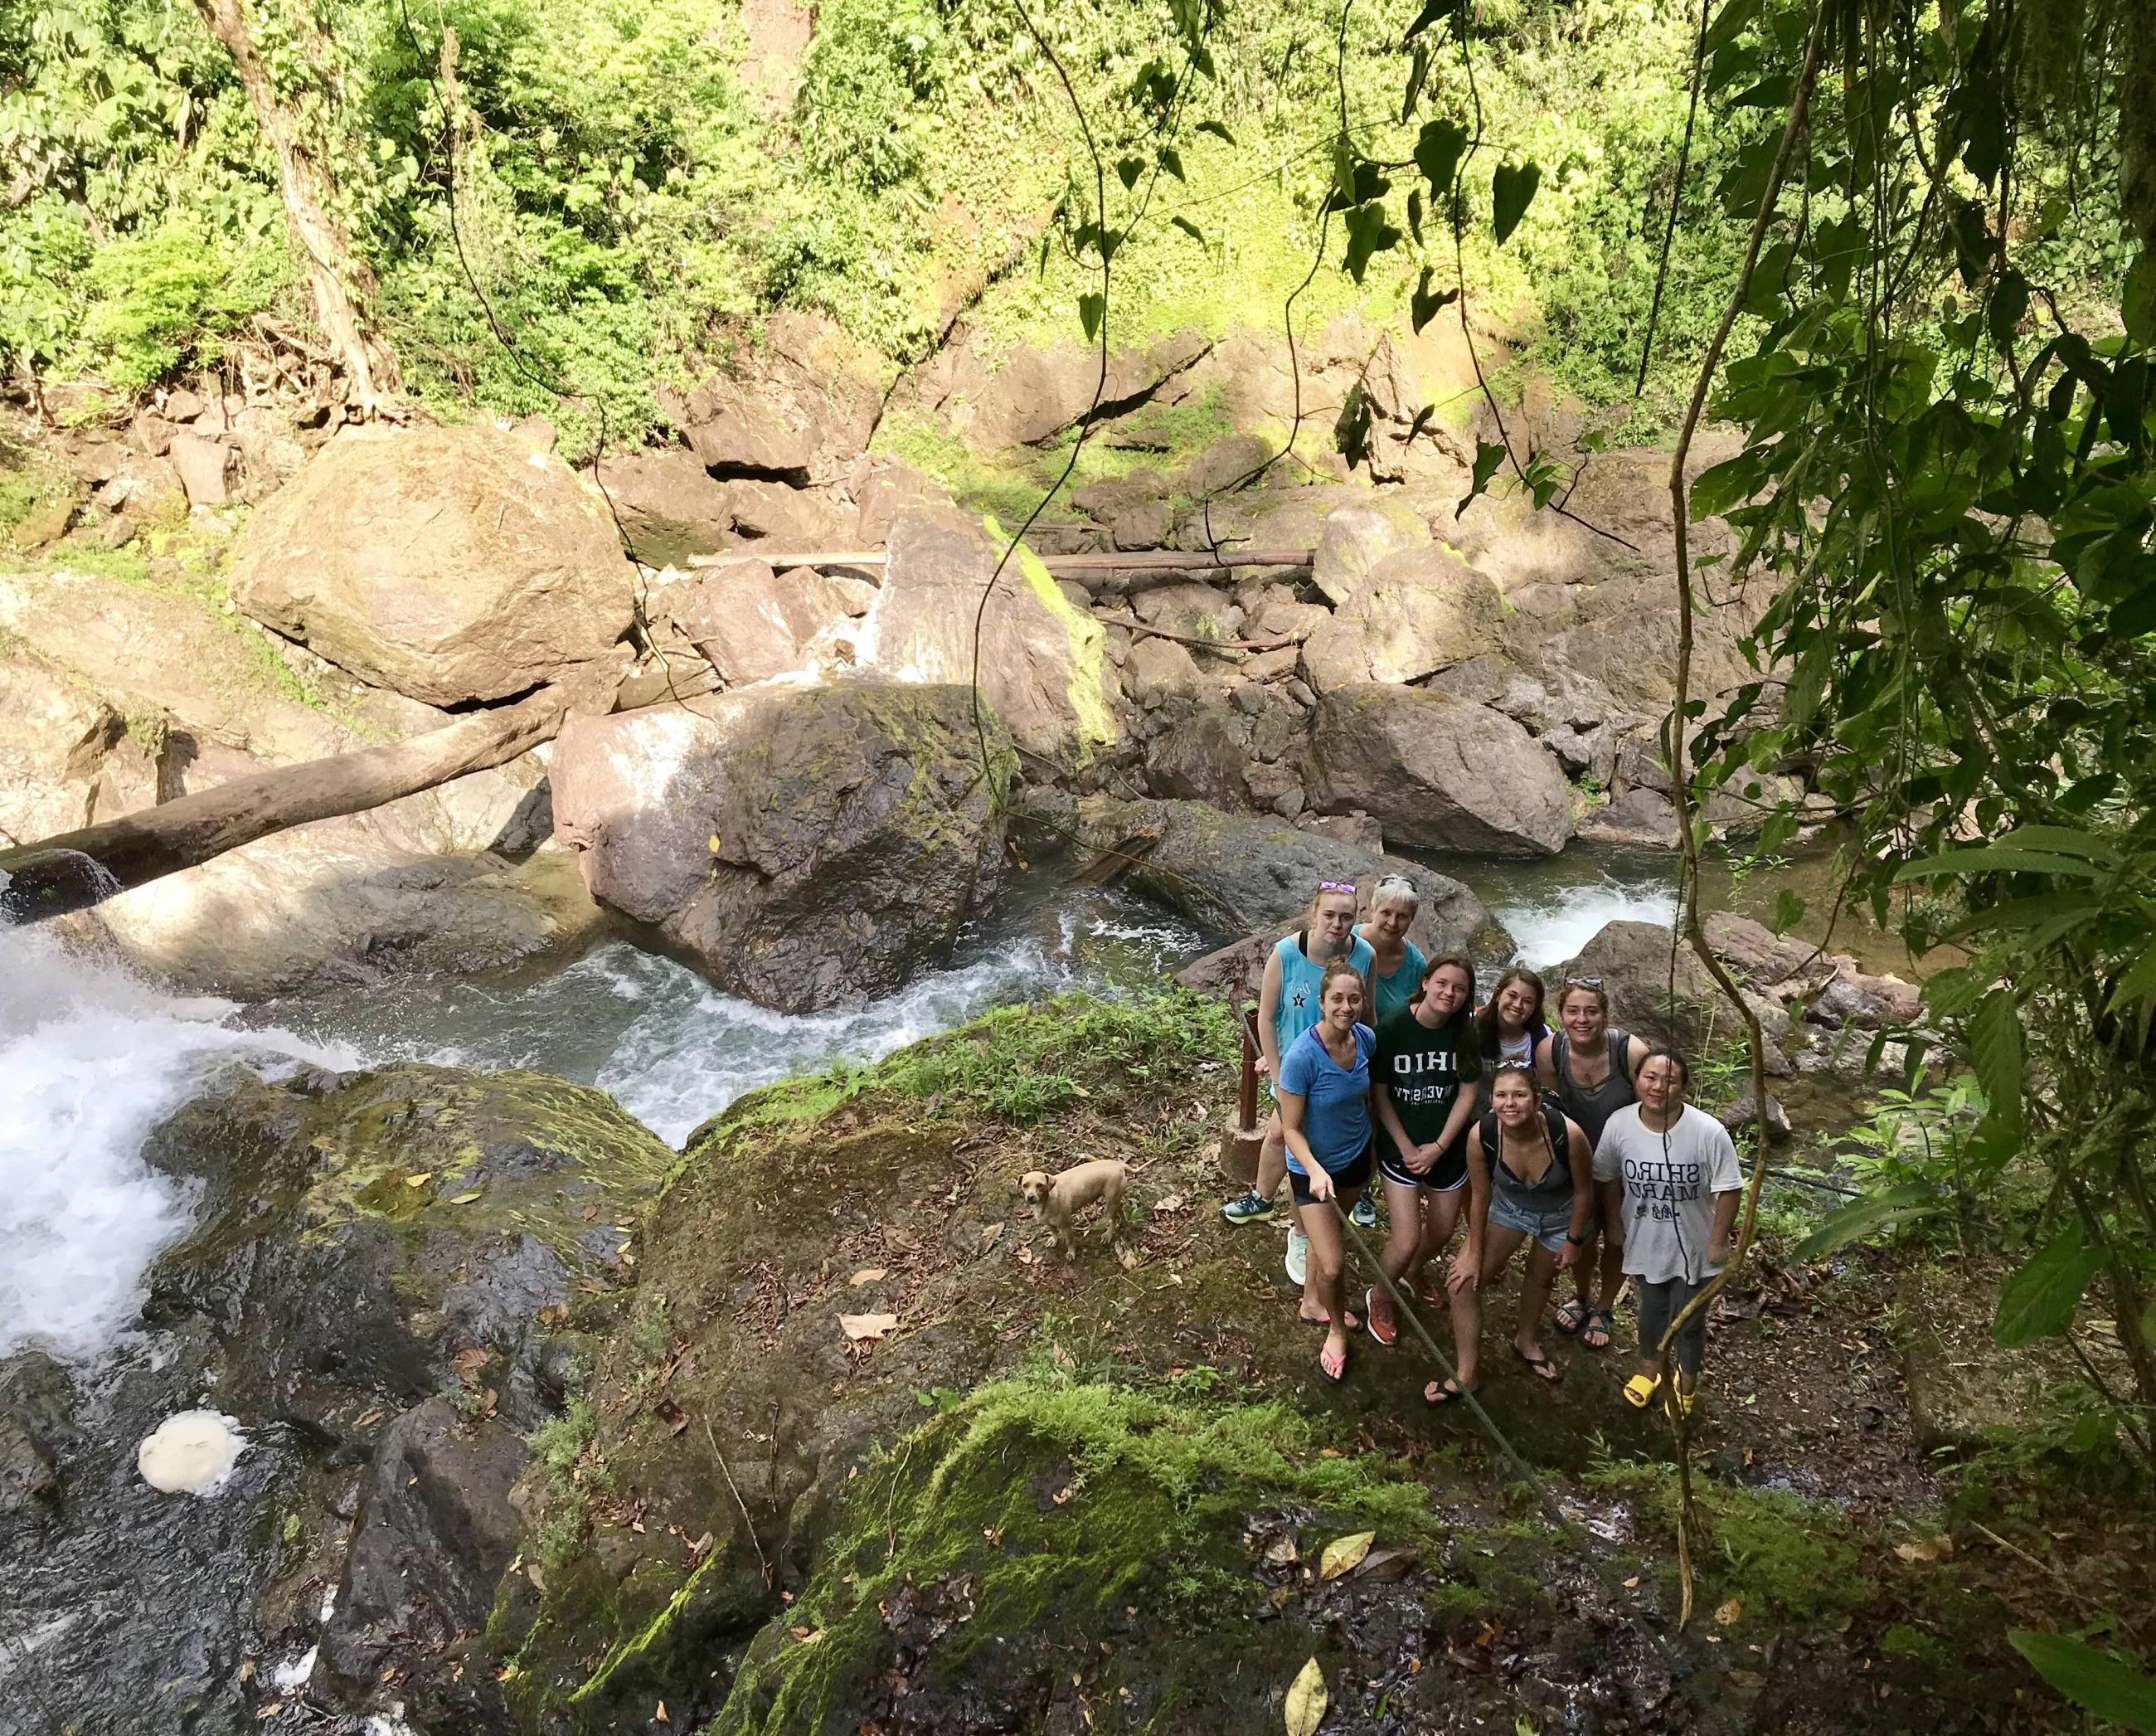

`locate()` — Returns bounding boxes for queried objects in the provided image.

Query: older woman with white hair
[1357,873,1429,1025]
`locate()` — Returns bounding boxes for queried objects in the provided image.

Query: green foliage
[2008,1631,2156,1734]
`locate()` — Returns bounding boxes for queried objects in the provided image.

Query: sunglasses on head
[1564,975,1604,989]
[1318,880,1357,894]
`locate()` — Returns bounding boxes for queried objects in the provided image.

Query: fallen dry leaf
[654,1700,669,1723]
[1352,1544,1415,1583]
[1264,1536,1300,1568]
[403,1173,433,1188]
[1016,1246,1036,1266]
[849,1267,888,1287]
[839,1312,899,1343]
[1714,1597,1745,1626]
[1153,1193,1187,1213]
[1115,1245,1140,1270]
[1284,1656,1328,1736]
[979,1222,1004,1251]
[1319,1530,1375,1581]
[789,1626,823,1644]
[1892,1534,1953,1563]
[449,1189,483,1205]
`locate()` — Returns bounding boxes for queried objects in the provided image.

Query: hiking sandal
[1581,1307,1614,1351]
[1553,1297,1589,1337]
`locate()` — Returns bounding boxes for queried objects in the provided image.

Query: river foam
[0,923,352,1363]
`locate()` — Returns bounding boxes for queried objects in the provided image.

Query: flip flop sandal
[1668,1385,1699,1419]
[1622,1373,1663,1409]
[1299,1307,1361,1331]
[1513,1345,1561,1383]
[1318,1340,1348,1383]
[1424,1378,1474,1406]
[1553,1297,1589,1337]
[1581,1308,1614,1351]
[1364,1287,1398,1347]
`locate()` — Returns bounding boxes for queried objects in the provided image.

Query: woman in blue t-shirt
[1277,960,1377,1383]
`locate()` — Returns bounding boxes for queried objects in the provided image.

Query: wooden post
[1221,1003,1265,1185]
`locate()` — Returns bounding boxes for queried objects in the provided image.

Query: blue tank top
[1273,930,1376,1058]
[1371,940,1429,1024]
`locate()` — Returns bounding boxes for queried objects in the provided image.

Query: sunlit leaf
[1319,1531,1374,1579]
[1078,293,1105,343]
[1197,119,1236,145]
[1284,1656,1328,1736]
[1459,439,1507,515]
[1156,145,1184,182]
[1491,160,1541,244]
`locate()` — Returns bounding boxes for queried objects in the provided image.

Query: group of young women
[1221,877,1744,1412]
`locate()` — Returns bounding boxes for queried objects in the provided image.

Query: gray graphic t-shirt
[1592,1103,1742,1285]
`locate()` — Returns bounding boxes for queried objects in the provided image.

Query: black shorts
[1377,1138,1468,1193]
[1289,1142,1373,1207]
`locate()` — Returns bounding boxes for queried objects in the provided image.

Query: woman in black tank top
[1537,978,1649,1350]
[1426,1065,1590,1403]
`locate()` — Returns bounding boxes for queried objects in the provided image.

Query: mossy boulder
[551,678,1012,1014]
[143,1062,673,1427]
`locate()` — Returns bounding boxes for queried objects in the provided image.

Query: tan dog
[1017,1159,1128,1258]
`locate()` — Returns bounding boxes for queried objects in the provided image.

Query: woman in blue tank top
[1221,881,1374,1240]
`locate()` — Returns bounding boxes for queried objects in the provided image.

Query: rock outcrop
[551,681,1009,1014]
[857,508,1118,765]
[231,423,635,707]
[1299,684,1572,855]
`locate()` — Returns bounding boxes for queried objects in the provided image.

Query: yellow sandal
[1622,1373,1662,1409]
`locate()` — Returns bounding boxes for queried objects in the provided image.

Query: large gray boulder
[1299,684,1572,855]
[1310,498,1430,605]
[0,648,146,844]
[1300,542,1503,691]
[658,560,859,686]
[857,508,1119,765]
[1059,792,1507,960]
[231,423,635,706]
[551,681,1008,1014]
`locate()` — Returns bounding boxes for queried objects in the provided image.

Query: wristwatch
[1565,1232,1588,1246]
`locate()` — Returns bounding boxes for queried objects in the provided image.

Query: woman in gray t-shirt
[1590,1049,1742,1417]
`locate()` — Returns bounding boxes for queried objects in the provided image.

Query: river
[0,849,1692,1366]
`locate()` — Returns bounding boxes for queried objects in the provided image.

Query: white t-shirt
[1593,1102,1742,1286]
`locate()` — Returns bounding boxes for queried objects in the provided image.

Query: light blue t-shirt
[1277,1022,1376,1175]
[1272,931,1376,1059]
[1371,940,1429,1024]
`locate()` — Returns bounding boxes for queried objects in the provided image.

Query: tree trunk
[192,0,401,413]
[0,687,570,922]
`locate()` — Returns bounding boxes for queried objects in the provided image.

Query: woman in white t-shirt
[1590,1048,1743,1417]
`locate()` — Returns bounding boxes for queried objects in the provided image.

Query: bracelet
[1565,1232,1588,1246]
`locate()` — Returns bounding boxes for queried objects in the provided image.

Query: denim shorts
[1488,1192,1573,1253]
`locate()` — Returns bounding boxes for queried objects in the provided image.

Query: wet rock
[1144,703,1254,807]
[1717,1085,1793,1145]
[318,1397,527,1729]
[1066,791,1505,958]
[1299,684,1572,855]
[1557,918,1793,1069]
[143,1063,672,1424]
[858,508,1118,764]
[1576,786,1682,849]
[551,681,1008,1013]
[0,1409,60,1517]
[1311,498,1430,605]
[230,423,635,706]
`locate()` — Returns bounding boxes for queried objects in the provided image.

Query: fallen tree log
[0,683,573,922]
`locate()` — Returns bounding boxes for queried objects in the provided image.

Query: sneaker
[1350,1194,1377,1229]
[1284,1228,1309,1286]
[1221,1189,1275,1226]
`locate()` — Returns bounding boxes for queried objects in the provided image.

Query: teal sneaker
[1221,1189,1275,1225]
[1284,1228,1309,1286]
[1351,1194,1378,1229]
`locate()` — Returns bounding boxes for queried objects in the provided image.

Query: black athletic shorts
[1377,1136,1468,1193]
[1289,1141,1373,1207]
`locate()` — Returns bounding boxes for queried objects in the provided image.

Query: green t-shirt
[1372,1004,1480,1165]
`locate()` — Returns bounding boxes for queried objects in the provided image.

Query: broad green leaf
[1895,847,2111,882]
[1156,145,1185,182]
[1197,119,1236,145]
[1770,890,1805,934]
[1459,440,1507,516]
[1401,41,1432,123]
[1969,988,2024,1145]
[1491,160,1541,244]
[2124,249,2156,348]
[1116,156,1143,191]
[2008,1632,2156,1732]
[1793,1183,1943,1260]
[1411,265,1458,334]
[1342,202,1401,284]
[1993,1226,2101,1346]
[1171,215,1205,245]
[1078,293,1104,343]
[1407,404,1437,441]
[1414,119,1469,197]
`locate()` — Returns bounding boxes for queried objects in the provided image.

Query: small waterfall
[0,921,353,1363]
[1488,877,1678,970]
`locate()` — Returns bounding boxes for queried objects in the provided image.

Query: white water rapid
[0,921,357,1364]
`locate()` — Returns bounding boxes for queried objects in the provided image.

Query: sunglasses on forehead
[1563,975,1604,989]
[1317,880,1357,894]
